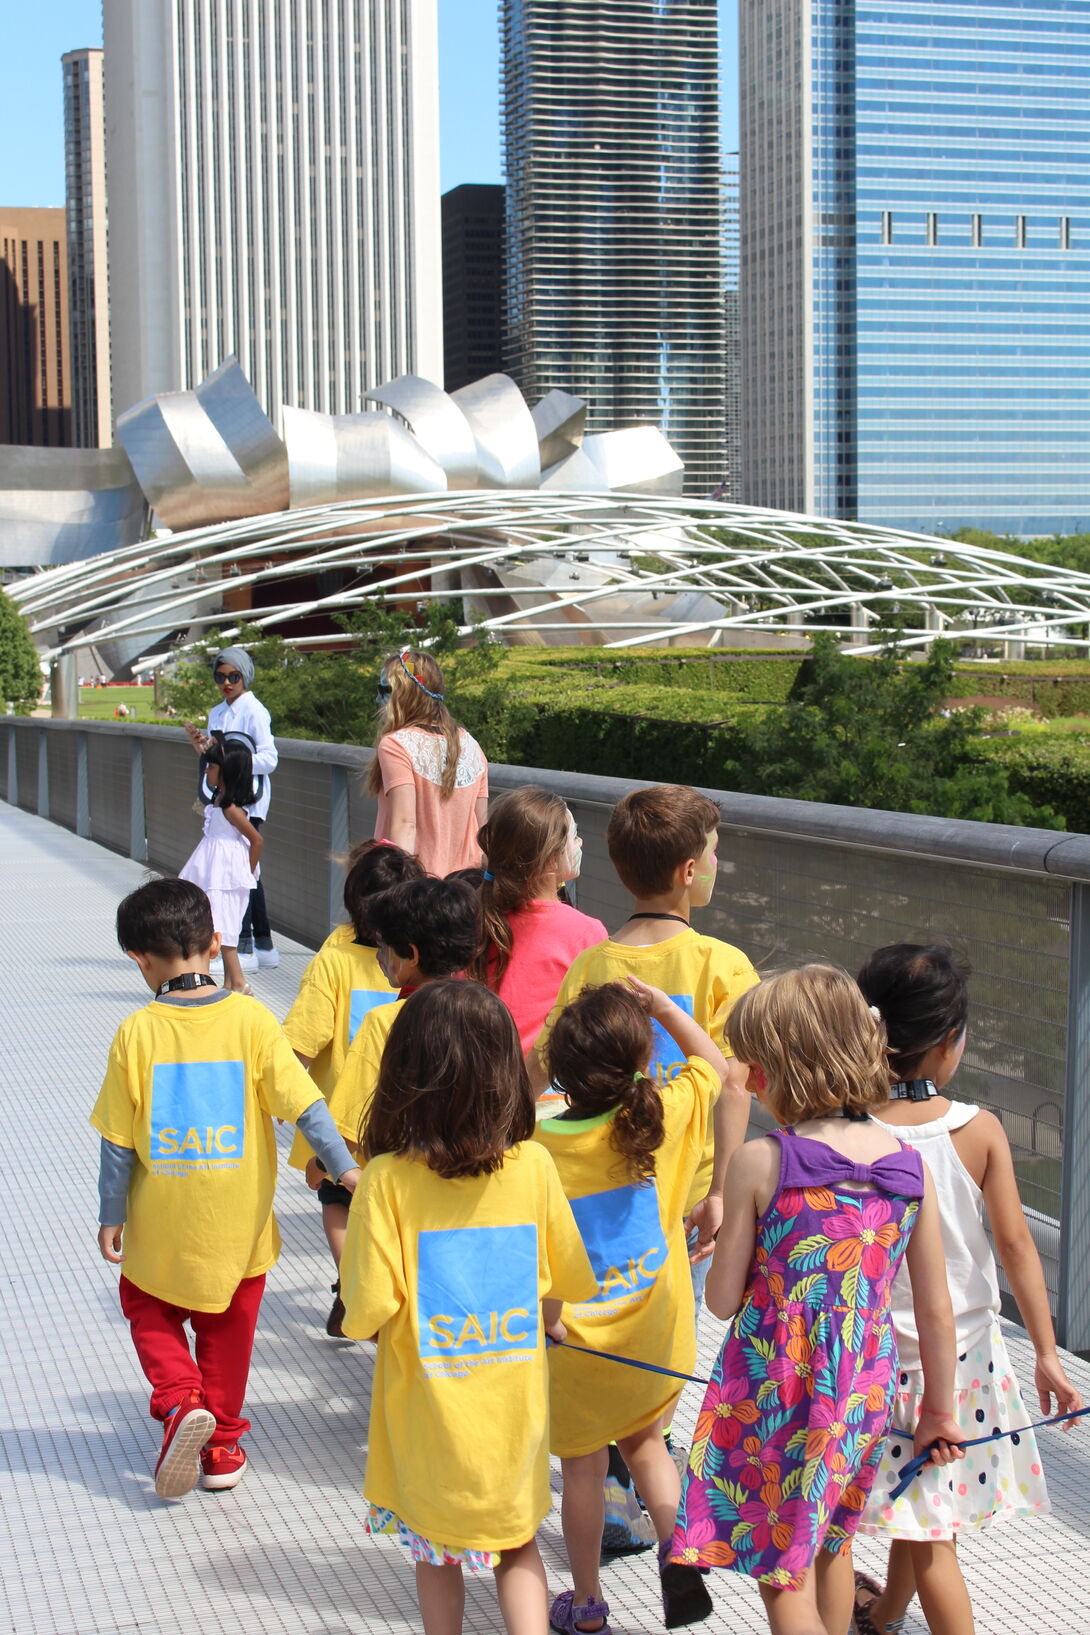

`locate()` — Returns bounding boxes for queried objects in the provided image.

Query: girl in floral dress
[671,966,963,1635]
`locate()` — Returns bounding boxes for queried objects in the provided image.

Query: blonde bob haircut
[367,649,462,800]
[726,964,889,1124]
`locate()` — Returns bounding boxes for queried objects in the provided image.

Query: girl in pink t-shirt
[471,786,607,1054]
[369,648,489,878]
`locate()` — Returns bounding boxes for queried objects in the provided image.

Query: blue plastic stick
[889,1405,1089,1501]
[546,1335,711,1387]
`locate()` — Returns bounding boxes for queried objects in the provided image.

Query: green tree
[0,587,42,713]
[161,598,500,746]
[731,632,1061,826]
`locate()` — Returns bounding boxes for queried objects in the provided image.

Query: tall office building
[102,0,443,424]
[63,48,111,448]
[442,184,504,393]
[722,153,741,501]
[740,0,1090,535]
[502,0,725,495]
[0,210,73,447]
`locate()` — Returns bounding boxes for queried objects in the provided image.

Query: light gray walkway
[1,798,1089,1635]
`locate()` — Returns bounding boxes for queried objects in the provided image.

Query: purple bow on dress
[779,1129,925,1200]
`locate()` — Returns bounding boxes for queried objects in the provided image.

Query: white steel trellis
[11,490,1090,668]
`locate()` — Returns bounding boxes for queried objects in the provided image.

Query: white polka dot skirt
[857,1319,1050,1541]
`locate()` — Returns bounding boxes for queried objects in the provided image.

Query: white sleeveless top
[871,1102,1000,1371]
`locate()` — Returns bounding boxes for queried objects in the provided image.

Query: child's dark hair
[117,878,215,958]
[362,979,535,1177]
[204,731,257,810]
[857,943,971,1079]
[472,786,574,985]
[343,840,425,943]
[546,983,664,1183]
[366,877,481,977]
[446,865,485,890]
[606,784,720,897]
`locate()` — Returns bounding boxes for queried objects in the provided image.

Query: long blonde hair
[471,786,573,985]
[367,649,463,799]
[727,965,890,1124]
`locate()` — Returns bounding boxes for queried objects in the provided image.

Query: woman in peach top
[368,648,489,877]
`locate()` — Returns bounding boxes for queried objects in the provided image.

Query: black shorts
[318,1179,353,1209]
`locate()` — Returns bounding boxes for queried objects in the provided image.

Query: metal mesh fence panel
[703,827,1068,1300]
[263,756,333,947]
[46,732,78,831]
[143,739,203,874]
[15,729,37,812]
[88,734,132,855]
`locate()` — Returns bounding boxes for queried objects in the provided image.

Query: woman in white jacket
[185,645,279,969]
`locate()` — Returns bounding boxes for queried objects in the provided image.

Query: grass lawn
[78,685,161,721]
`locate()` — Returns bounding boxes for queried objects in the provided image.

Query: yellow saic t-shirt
[284,926,397,1170]
[325,997,404,1153]
[341,1141,597,1553]
[547,930,758,1212]
[534,1056,719,1456]
[90,994,318,1312]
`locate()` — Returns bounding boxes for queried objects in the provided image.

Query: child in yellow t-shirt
[342,978,597,1634]
[533,783,759,1557]
[536,785,759,1289]
[91,879,360,1501]
[283,839,423,1336]
[536,977,729,1635]
[323,875,481,1156]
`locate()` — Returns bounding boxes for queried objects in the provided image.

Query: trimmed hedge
[983,736,1090,835]
[493,647,1090,718]
[517,650,806,702]
[455,673,767,787]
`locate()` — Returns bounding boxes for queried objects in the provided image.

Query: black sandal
[658,1542,713,1629]
[326,1280,346,1338]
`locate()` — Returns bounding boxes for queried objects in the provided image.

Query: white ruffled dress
[179,803,257,945]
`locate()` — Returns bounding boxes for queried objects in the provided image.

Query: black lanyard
[157,973,218,995]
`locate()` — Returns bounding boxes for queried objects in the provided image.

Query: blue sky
[0,0,738,208]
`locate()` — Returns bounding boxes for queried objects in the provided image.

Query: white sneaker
[237,949,259,972]
[256,947,280,969]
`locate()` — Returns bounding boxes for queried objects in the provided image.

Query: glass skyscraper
[502,0,726,495]
[741,0,1090,536]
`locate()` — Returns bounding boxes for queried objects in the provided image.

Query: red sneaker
[154,1392,216,1499]
[201,1442,248,1491]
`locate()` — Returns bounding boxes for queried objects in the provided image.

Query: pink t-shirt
[492,899,609,1053]
[374,726,489,877]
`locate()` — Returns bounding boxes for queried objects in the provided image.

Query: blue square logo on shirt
[348,990,394,1044]
[569,1183,667,1309]
[417,1224,538,1360]
[648,994,694,1084]
[149,1060,245,1169]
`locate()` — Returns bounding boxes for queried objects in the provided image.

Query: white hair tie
[868,1004,881,1021]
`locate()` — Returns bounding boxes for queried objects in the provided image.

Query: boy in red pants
[92,879,360,1499]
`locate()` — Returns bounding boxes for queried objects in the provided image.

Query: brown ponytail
[471,786,573,986]
[546,983,665,1183]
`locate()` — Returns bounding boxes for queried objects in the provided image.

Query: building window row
[879,211,1076,248]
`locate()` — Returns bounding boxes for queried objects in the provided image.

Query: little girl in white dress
[180,733,263,993]
[853,942,1082,1635]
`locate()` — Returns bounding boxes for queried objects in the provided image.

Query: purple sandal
[549,1590,611,1635]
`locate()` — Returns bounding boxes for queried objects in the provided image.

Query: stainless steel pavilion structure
[10,355,1090,673]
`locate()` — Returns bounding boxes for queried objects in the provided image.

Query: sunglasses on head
[216,670,243,685]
